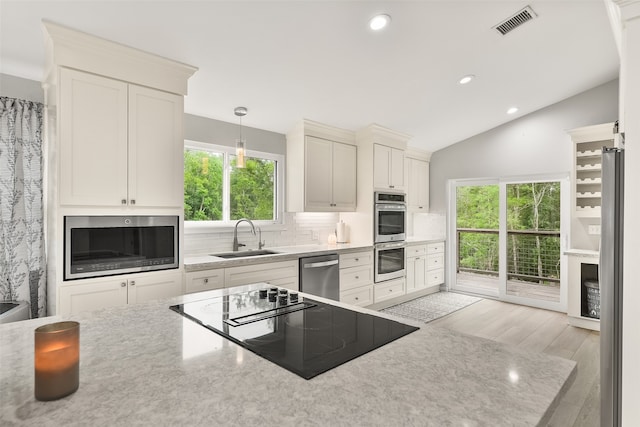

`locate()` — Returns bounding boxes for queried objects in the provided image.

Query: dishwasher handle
[303,259,339,269]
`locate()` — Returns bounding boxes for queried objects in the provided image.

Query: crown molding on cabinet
[567,122,615,143]
[613,0,640,21]
[42,20,198,96]
[356,123,411,150]
[405,147,432,162]
[288,119,356,146]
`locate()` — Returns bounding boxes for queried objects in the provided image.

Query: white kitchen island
[0,284,575,426]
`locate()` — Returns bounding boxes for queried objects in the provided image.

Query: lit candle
[34,321,79,401]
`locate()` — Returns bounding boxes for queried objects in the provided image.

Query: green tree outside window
[184,146,277,222]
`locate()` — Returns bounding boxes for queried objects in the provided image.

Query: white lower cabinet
[339,250,374,307]
[406,244,427,293]
[59,271,183,315]
[225,260,299,291]
[340,286,373,307]
[185,259,299,295]
[185,269,225,294]
[373,277,405,303]
[426,241,445,287]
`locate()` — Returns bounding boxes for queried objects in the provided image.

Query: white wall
[185,113,285,155]
[429,79,619,250]
[0,73,44,102]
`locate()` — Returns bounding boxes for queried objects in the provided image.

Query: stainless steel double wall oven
[374,192,406,283]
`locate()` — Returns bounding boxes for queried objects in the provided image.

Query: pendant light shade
[234,107,247,168]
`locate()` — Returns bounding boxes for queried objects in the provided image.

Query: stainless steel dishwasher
[299,253,340,301]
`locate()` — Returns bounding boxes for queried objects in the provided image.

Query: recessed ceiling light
[459,75,475,85]
[369,14,391,31]
[507,107,519,115]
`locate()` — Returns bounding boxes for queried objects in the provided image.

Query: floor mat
[380,291,482,323]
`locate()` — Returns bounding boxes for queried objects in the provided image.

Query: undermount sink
[211,250,280,259]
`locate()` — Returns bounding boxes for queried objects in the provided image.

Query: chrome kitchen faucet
[232,218,256,251]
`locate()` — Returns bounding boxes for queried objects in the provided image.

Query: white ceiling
[0,1,619,152]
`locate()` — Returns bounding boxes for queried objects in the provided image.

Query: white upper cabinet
[59,68,184,208]
[303,136,356,211]
[407,157,429,211]
[304,136,333,209]
[330,140,357,209]
[59,69,129,206]
[373,144,405,191]
[128,84,184,208]
[287,120,357,212]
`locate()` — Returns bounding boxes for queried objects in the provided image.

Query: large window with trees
[184,141,283,225]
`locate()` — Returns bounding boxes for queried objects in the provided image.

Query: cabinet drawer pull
[130,281,135,286]
[121,199,127,205]
[120,282,126,287]
[130,199,136,205]
[355,297,359,300]
[389,289,393,292]
[355,258,359,261]
[355,276,359,279]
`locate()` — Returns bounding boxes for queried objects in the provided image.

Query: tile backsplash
[184,212,340,256]
[412,212,446,239]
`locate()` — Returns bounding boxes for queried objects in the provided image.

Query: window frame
[184,140,285,232]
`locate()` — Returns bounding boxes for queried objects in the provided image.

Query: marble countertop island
[1,285,575,426]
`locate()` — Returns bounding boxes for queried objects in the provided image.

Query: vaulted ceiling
[0,1,619,151]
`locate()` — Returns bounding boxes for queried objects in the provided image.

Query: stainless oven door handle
[303,260,340,269]
[376,242,406,250]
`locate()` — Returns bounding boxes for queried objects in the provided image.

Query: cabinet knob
[355,297,359,300]
[130,281,136,286]
[130,199,136,205]
[419,206,423,209]
[204,278,209,284]
[355,258,359,261]
[120,282,126,287]
[390,185,395,189]
[355,276,359,279]
[121,199,127,205]
[389,289,393,292]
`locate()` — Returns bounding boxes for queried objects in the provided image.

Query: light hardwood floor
[430,297,600,427]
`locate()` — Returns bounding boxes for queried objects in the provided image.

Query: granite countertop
[1,284,575,426]
[405,236,446,245]
[185,238,445,272]
[564,248,599,257]
[184,243,374,272]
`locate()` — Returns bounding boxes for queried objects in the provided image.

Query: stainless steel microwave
[64,216,179,280]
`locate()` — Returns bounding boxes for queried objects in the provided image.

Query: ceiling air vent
[493,6,537,35]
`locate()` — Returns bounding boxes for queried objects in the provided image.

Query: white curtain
[0,97,46,318]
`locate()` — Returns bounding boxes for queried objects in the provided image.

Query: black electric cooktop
[170,287,419,379]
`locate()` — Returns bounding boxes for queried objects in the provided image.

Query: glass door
[502,180,566,310]
[451,181,500,297]
[449,176,568,311]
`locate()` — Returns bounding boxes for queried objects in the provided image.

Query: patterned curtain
[0,97,46,318]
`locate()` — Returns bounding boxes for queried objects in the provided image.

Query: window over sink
[184,140,284,226]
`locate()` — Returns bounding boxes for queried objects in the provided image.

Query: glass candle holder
[34,321,80,401]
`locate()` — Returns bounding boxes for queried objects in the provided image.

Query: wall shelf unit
[568,122,615,218]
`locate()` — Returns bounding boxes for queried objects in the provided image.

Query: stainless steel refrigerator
[600,146,624,427]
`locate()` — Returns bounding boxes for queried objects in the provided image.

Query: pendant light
[234,106,247,168]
